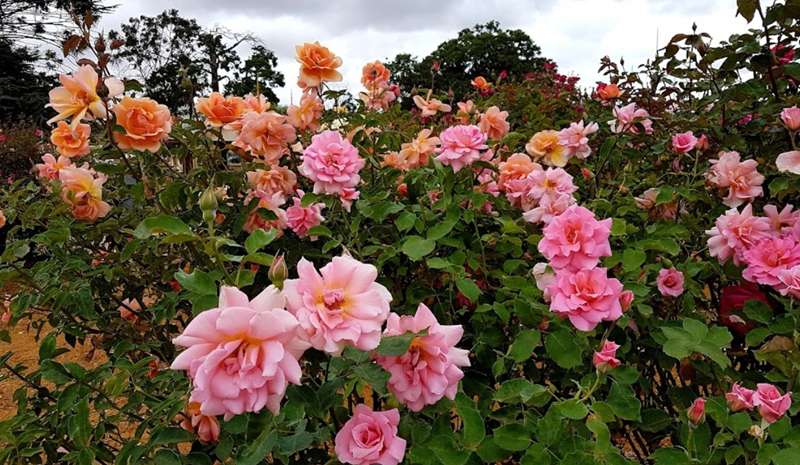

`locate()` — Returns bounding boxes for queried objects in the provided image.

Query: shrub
[1,2,800,465]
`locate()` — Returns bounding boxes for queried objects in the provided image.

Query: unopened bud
[199,187,218,220]
[269,255,288,288]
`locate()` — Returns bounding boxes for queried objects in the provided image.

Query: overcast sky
[100,0,748,105]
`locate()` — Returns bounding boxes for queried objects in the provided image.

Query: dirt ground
[0,321,99,421]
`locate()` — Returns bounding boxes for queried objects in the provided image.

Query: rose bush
[2,2,800,465]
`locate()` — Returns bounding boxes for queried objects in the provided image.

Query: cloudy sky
[100,0,748,105]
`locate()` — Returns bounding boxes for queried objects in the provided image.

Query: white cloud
[100,0,746,105]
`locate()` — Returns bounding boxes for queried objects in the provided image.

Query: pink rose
[335,404,406,465]
[688,398,706,425]
[34,153,73,181]
[170,286,306,419]
[375,304,470,411]
[706,205,772,266]
[742,235,800,288]
[547,267,624,331]
[671,131,698,154]
[707,151,764,208]
[300,130,365,196]
[592,340,621,370]
[435,125,488,172]
[726,383,756,412]
[558,120,598,159]
[753,383,792,424]
[283,256,392,354]
[285,190,325,239]
[180,402,220,444]
[777,150,800,175]
[656,268,685,297]
[526,167,577,204]
[778,265,800,298]
[522,192,575,225]
[781,106,800,131]
[538,205,612,271]
[619,290,635,311]
[608,103,653,134]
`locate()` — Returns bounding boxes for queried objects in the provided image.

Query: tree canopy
[386,21,548,101]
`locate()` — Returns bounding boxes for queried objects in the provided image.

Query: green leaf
[376,332,422,356]
[395,211,417,232]
[427,212,460,240]
[622,248,646,273]
[771,448,800,465]
[555,399,589,420]
[508,329,541,362]
[134,215,193,239]
[456,395,485,450]
[237,429,277,465]
[402,236,436,261]
[494,379,547,403]
[67,399,91,447]
[150,427,194,445]
[153,449,182,465]
[244,228,278,254]
[175,270,217,296]
[742,300,772,324]
[661,319,732,368]
[38,332,57,361]
[455,277,481,303]
[607,383,641,421]
[492,424,531,451]
[736,0,758,22]
[545,329,582,369]
[653,448,691,465]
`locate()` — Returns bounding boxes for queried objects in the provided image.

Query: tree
[225,45,285,102]
[0,0,109,45]
[0,38,55,122]
[386,21,547,101]
[111,10,284,113]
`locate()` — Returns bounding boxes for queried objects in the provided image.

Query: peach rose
[413,95,452,117]
[296,42,343,88]
[50,121,90,158]
[498,153,539,189]
[196,93,246,128]
[0,210,6,229]
[112,97,172,152]
[59,166,111,222]
[361,61,390,89]
[287,94,324,132]
[526,130,567,167]
[479,106,510,141]
[384,129,440,170]
[233,111,297,164]
[46,65,123,127]
[246,166,297,202]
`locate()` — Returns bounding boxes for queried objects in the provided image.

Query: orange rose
[295,42,343,88]
[597,83,621,101]
[525,130,567,167]
[361,61,390,89]
[196,92,246,127]
[399,129,440,169]
[112,97,172,152]
[0,210,6,229]
[413,95,452,117]
[287,94,324,132]
[50,121,90,158]
[471,76,492,93]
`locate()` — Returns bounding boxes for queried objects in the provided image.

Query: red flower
[719,282,768,336]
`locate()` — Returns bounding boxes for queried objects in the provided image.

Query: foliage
[386,21,547,102]
[2,1,800,465]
